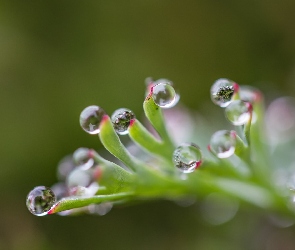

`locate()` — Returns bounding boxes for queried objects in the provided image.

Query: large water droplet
[225,100,252,125]
[79,105,106,134]
[111,108,135,135]
[26,186,56,216]
[210,78,236,107]
[209,130,236,158]
[152,83,177,108]
[173,143,202,173]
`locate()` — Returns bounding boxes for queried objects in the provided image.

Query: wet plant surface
[26,78,295,222]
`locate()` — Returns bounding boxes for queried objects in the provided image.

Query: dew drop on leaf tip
[111,108,136,135]
[209,130,236,158]
[26,186,56,216]
[79,105,106,134]
[152,82,178,108]
[210,78,236,108]
[173,143,203,173]
[225,100,252,126]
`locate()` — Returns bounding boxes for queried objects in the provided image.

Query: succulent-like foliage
[26,78,295,220]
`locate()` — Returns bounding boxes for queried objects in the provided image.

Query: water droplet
[66,168,93,188]
[111,108,135,135]
[225,100,252,125]
[210,78,236,107]
[152,83,177,108]
[88,202,113,216]
[79,105,106,134]
[26,186,56,216]
[69,182,99,197]
[73,148,95,170]
[209,130,236,158]
[201,193,239,225]
[173,143,202,173]
[239,85,261,103]
[57,155,76,181]
[51,182,68,201]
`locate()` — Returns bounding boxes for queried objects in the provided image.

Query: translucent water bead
[209,130,236,158]
[111,108,135,135]
[73,147,95,170]
[26,186,56,216]
[152,83,177,108]
[173,143,203,173]
[225,100,252,126]
[79,105,106,134]
[210,78,236,107]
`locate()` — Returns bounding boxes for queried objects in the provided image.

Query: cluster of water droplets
[26,148,104,216]
[208,78,259,158]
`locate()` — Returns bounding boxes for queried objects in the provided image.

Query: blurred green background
[1,1,295,249]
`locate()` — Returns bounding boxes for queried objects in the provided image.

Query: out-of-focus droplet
[211,78,236,107]
[51,182,68,201]
[26,186,56,216]
[152,83,177,108]
[209,130,236,158]
[66,168,93,188]
[111,108,136,135]
[173,143,202,173]
[225,100,252,125]
[69,182,99,197]
[88,202,113,216]
[73,148,95,170]
[266,97,295,144]
[57,155,76,181]
[200,193,239,225]
[79,105,106,134]
[239,85,261,103]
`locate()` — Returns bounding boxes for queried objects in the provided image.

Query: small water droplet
[26,186,56,216]
[200,193,239,225]
[173,143,202,173]
[73,148,95,170]
[51,182,68,201]
[210,78,236,107]
[209,130,236,158]
[57,155,76,181]
[111,108,135,135]
[225,100,252,125]
[239,85,261,103]
[66,168,93,188]
[152,83,177,108]
[88,202,113,216]
[79,105,106,134]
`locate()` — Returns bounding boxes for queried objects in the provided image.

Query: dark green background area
[1,1,295,249]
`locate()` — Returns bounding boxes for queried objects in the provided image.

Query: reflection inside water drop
[26,186,56,216]
[111,108,135,135]
[173,143,202,173]
[225,100,252,126]
[152,83,177,108]
[79,105,106,134]
[209,130,236,158]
